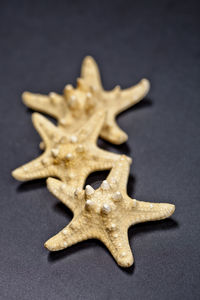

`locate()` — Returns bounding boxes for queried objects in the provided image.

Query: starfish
[45,156,175,268]
[22,56,150,145]
[12,110,123,187]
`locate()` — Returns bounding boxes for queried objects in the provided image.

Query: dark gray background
[0,0,200,299]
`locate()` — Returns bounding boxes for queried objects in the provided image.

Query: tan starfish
[22,56,150,145]
[45,156,175,268]
[12,110,123,187]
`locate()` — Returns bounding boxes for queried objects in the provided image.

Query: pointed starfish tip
[47,177,63,194]
[166,203,175,216]
[32,112,43,122]
[45,232,67,251]
[44,240,53,251]
[83,55,95,64]
[44,237,58,251]
[117,253,134,268]
[22,91,32,104]
[11,169,18,179]
[154,203,175,219]
[141,78,150,92]
[12,167,25,181]
[117,132,128,144]
[46,177,54,186]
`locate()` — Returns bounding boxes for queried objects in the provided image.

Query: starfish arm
[47,165,88,186]
[113,78,150,114]
[32,113,64,148]
[107,156,132,192]
[70,166,94,189]
[100,112,128,144]
[69,174,89,189]
[77,110,105,144]
[88,147,122,171]
[11,152,60,181]
[101,229,134,268]
[81,56,103,90]
[44,215,94,251]
[47,177,84,215]
[127,199,175,226]
[22,92,65,119]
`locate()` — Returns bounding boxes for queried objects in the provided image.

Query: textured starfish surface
[45,156,175,268]
[12,110,123,187]
[22,56,150,145]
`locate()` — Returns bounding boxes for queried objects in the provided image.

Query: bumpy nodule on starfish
[12,110,124,188]
[45,156,175,268]
[22,56,150,145]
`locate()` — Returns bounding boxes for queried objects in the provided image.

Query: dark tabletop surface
[0,0,200,299]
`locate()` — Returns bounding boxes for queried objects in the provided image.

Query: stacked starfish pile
[12,56,175,268]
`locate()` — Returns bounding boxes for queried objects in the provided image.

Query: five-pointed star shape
[45,156,175,268]
[12,110,123,188]
[22,56,150,145]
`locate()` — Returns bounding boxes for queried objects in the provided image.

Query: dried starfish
[22,56,150,145]
[12,110,122,187]
[45,156,175,268]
